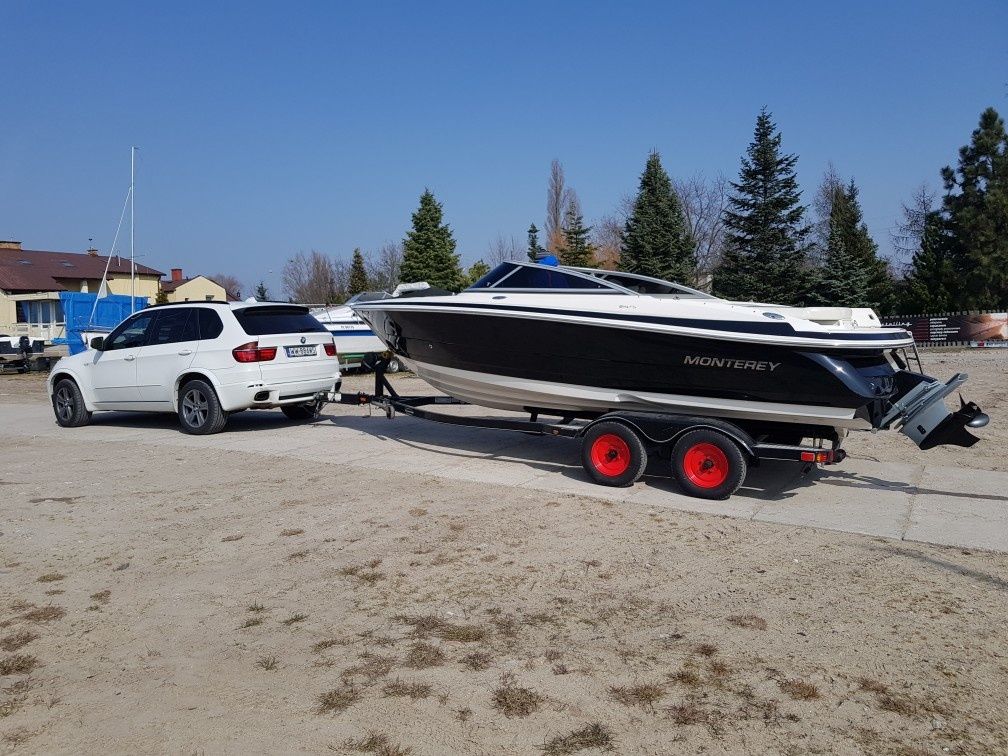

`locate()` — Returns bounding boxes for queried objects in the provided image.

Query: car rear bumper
[216,373,341,411]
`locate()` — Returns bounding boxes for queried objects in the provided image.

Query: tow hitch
[879,372,990,449]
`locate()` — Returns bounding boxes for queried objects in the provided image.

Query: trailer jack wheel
[671,429,747,500]
[581,421,647,487]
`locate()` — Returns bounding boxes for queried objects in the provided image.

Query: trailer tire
[581,421,647,487]
[671,429,746,500]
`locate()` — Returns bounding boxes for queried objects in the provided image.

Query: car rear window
[233,306,327,336]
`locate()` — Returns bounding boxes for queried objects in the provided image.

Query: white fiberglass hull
[404,358,867,430]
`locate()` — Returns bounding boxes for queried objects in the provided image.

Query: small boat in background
[313,292,400,372]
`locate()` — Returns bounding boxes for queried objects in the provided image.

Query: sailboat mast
[130,146,136,312]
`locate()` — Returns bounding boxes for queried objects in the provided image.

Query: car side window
[197,308,224,340]
[104,312,156,351]
[148,308,197,345]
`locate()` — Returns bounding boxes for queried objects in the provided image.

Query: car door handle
[124,354,135,361]
[178,349,192,356]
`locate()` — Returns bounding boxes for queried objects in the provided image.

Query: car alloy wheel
[182,387,209,428]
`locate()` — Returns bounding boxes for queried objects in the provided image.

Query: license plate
[285,345,317,358]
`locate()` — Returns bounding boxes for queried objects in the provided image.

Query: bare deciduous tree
[282,250,340,304]
[367,241,404,293]
[891,184,937,273]
[809,163,844,264]
[545,159,567,253]
[486,234,523,265]
[211,273,243,300]
[674,174,729,289]
[592,194,634,269]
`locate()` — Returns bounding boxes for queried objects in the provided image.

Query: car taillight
[324,341,337,357]
[232,341,277,362]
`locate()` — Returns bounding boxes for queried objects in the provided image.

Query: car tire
[52,378,92,428]
[671,429,747,500]
[580,421,648,487]
[178,379,228,435]
[281,400,323,421]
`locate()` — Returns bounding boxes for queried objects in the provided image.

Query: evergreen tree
[619,151,695,282]
[811,180,892,309]
[901,213,960,313]
[463,259,491,287]
[254,281,269,300]
[939,106,1008,308]
[347,248,368,296]
[558,203,595,267]
[400,189,464,291]
[714,108,811,304]
[154,288,168,305]
[527,223,544,261]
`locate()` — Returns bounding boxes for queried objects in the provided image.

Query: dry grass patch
[404,641,445,668]
[727,614,768,630]
[877,692,923,717]
[221,533,244,542]
[337,560,384,583]
[247,601,265,612]
[382,678,432,699]
[2,727,36,747]
[439,623,488,643]
[282,612,308,626]
[280,528,304,537]
[708,659,732,680]
[492,672,542,718]
[90,590,111,604]
[43,589,63,596]
[36,573,65,583]
[694,642,718,657]
[610,682,666,708]
[669,666,702,687]
[665,702,712,726]
[0,631,38,653]
[21,606,65,623]
[857,677,889,694]
[257,655,278,671]
[543,722,614,755]
[286,549,309,562]
[317,683,361,714]
[344,652,395,682]
[240,617,263,629]
[345,731,413,755]
[779,678,820,700]
[461,650,493,671]
[312,637,349,653]
[0,654,38,675]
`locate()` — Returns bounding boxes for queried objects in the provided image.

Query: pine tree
[939,107,1008,308]
[464,259,491,287]
[558,203,595,267]
[400,189,464,291]
[715,108,811,304]
[527,223,544,261]
[154,288,168,305]
[811,180,892,309]
[254,281,269,300]
[619,151,695,282]
[347,248,368,296]
[901,213,960,313]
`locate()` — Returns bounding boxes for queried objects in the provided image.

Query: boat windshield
[345,291,390,304]
[467,262,622,292]
[569,268,716,298]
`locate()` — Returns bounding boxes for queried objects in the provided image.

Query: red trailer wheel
[581,421,647,487]
[671,429,747,499]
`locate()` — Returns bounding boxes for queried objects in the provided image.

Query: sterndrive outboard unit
[877,371,989,449]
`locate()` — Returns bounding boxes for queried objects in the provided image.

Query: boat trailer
[337,359,848,500]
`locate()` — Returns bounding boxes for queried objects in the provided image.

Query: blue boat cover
[60,292,148,354]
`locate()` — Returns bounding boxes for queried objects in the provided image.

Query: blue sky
[2,1,1006,295]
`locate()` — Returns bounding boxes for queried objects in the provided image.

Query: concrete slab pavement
[3,400,1007,553]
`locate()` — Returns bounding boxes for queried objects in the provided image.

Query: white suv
[48,302,341,434]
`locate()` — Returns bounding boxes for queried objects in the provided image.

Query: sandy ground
[1,352,1007,754]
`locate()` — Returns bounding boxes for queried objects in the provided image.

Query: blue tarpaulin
[60,292,148,354]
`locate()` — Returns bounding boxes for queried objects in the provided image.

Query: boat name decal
[684,356,781,371]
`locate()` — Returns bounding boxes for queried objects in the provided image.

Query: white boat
[312,292,396,371]
[352,260,988,450]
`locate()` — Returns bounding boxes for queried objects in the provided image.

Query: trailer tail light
[800,450,834,463]
[324,341,337,357]
[232,341,277,362]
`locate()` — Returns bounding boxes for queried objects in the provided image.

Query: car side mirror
[90,337,105,351]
